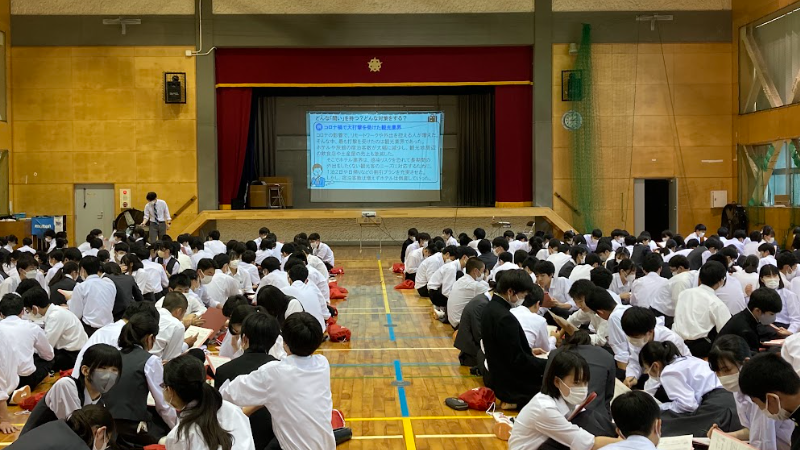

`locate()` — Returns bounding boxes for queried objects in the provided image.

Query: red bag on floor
[329,281,348,294]
[330,287,348,300]
[394,279,415,290]
[330,267,344,275]
[458,387,496,411]
[331,409,346,429]
[19,392,46,412]
[392,263,405,273]
[328,323,351,342]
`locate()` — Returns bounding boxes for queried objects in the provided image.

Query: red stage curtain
[217,88,253,205]
[495,85,533,203]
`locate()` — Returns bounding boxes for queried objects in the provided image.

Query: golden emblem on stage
[368,57,382,72]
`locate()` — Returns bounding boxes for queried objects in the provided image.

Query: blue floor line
[394,359,410,417]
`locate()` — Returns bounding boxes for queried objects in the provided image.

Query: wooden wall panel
[10,46,197,242]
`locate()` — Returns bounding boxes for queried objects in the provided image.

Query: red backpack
[458,387,496,410]
[327,323,351,342]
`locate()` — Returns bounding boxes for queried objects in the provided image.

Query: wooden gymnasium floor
[1,246,509,450]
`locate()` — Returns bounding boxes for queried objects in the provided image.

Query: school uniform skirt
[660,388,742,437]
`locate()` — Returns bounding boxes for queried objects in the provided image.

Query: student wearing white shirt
[308,233,335,271]
[447,257,489,328]
[253,227,270,249]
[190,237,214,270]
[76,231,101,254]
[163,355,255,450]
[140,192,172,244]
[508,351,621,450]
[568,253,601,282]
[733,255,761,297]
[629,254,668,309]
[640,340,740,436]
[563,281,609,348]
[103,312,178,445]
[429,247,476,314]
[22,287,88,371]
[603,391,662,450]
[17,237,35,255]
[403,233,430,281]
[534,260,576,317]
[0,325,20,435]
[157,273,207,325]
[204,230,228,256]
[489,251,517,283]
[467,227,486,250]
[685,224,707,245]
[673,261,732,358]
[511,284,555,351]
[255,238,276,266]
[759,265,800,338]
[583,229,603,253]
[255,257,289,296]
[82,238,103,258]
[620,307,690,390]
[651,256,695,325]
[140,250,169,299]
[711,335,795,450]
[154,241,181,277]
[414,242,449,297]
[68,256,118,336]
[285,257,330,319]
[777,251,800,297]
[44,250,64,292]
[707,253,748,315]
[220,312,337,450]
[547,244,572,277]
[758,243,778,272]
[0,254,38,297]
[442,228,459,248]
[203,257,241,308]
[281,265,327,332]
[151,293,192,362]
[43,229,57,254]
[0,292,55,392]
[585,287,632,377]
[609,259,635,302]
[18,343,122,436]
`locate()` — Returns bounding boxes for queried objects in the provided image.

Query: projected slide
[307,111,444,202]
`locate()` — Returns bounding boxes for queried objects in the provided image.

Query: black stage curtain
[237,95,278,208]
[457,92,496,207]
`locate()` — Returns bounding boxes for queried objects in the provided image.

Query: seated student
[759,264,800,337]
[534,260,575,318]
[69,256,118,336]
[621,307,690,389]
[569,253,602,282]
[701,238,725,266]
[215,312,281,449]
[559,246,587,279]
[673,261,732,358]
[718,288,782,354]
[548,243,573,276]
[0,254,39,296]
[709,336,794,450]
[103,313,177,446]
[44,250,64,289]
[589,267,623,304]
[454,286,493,369]
[0,325,21,435]
[8,404,117,450]
[509,350,620,450]
[281,265,327,332]
[650,255,694,328]
[221,312,336,449]
[489,251,517,283]
[400,228,418,264]
[740,353,800,447]
[429,246,477,318]
[629,254,667,309]
[189,237,213,269]
[548,331,617,418]
[72,301,159,374]
[256,256,289,295]
[81,238,103,258]
[138,247,169,300]
[707,253,748,315]
[157,273,206,327]
[758,243,778,271]
[403,233,430,281]
[152,241,181,277]
[604,391,662,450]
[103,262,143,322]
[219,304,259,360]
[151,292,193,362]
[439,228,457,247]
[286,252,330,306]
[204,230,227,256]
[477,238,498,272]
[20,343,122,435]
[309,233,335,271]
[253,227,270,249]
[481,269,548,409]
[448,257,489,328]
[0,293,54,390]
[512,284,555,351]
[238,250,260,289]
[584,229,603,253]
[202,256,240,308]
[163,355,255,450]
[514,249,530,268]
[468,227,486,250]
[733,255,761,298]
[585,287,631,377]
[415,241,448,298]
[562,280,610,347]
[609,258,635,301]
[640,340,741,436]
[22,287,88,371]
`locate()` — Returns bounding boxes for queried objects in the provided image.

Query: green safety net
[570,24,599,232]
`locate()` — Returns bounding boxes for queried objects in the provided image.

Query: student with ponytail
[639,340,740,436]
[8,404,116,450]
[103,312,177,447]
[163,355,254,450]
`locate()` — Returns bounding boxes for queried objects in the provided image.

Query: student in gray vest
[7,404,117,450]
[103,313,177,448]
[20,343,121,436]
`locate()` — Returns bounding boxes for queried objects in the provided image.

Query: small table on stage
[356,216,382,253]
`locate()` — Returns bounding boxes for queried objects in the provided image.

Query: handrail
[173,196,197,219]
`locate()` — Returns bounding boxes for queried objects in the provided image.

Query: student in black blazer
[480,269,547,409]
[215,311,281,450]
[102,262,143,321]
[48,261,79,306]
[717,287,783,353]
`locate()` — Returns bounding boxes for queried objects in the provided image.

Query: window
[739,3,800,113]
[740,140,800,207]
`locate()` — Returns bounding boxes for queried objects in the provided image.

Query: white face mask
[558,379,588,405]
[229,259,239,269]
[698,232,706,238]
[616,237,625,244]
[410,236,416,242]
[761,394,792,421]
[628,336,648,348]
[718,373,740,393]
[311,242,319,249]
[201,273,213,285]
[766,237,775,244]
[764,278,780,290]
[24,269,38,280]
[511,293,526,308]
[647,364,660,383]
[626,274,635,284]
[760,311,777,326]
[45,237,53,243]
[98,235,104,241]
[786,270,797,281]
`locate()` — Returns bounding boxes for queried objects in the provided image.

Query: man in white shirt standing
[309,233,335,271]
[281,265,327,332]
[673,261,732,358]
[22,287,87,372]
[630,254,668,309]
[68,256,118,337]
[151,292,193,362]
[447,257,489,328]
[139,191,171,244]
[0,293,55,390]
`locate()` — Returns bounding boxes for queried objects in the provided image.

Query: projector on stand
[361,211,377,218]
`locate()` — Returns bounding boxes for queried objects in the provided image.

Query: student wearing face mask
[0,293,55,391]
[629,254,668,310]
[718,288,783,354]
[610,229,628,252]
[163,355,255,450]
[739,352,800,450]
[759,264,800,337]
[20,343,122,435]
[777,252,800,297]
[759,243,779,271]
[0,254,39,296]
[308,232,335,271]
[447,257,489,329]
[562,281,610,347]
[709,336,795,450]
[584,229,603,253]
[44,250,64,290]
[414,241,448,298]
[49,261,79,306]
[609,258,634,301]
[489,251,517,284]
[511,284,556,351]
[8,404,117,450]
[585,287,631,379]
[509,351,621,450]
[103,313,177,446]
[69,256,118,337]
[685,224,707,245]
[403,233,430,281]
[620,307,690,389]
[559,246,587,279]
[42,229,57,254]
[534,260,575,319]
[639,340,740,436]
[673,261,732,358]
[602,391,662,450]
[22,287,88,371]
[481,269,548,409]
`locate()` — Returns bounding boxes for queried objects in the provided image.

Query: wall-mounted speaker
[163,72,187,104]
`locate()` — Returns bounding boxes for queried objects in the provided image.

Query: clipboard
[206,354,231,374]
[185,326,215,348]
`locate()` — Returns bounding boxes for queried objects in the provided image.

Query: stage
[180,207,574,245]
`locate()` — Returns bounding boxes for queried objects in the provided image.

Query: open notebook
[184,326,216,348]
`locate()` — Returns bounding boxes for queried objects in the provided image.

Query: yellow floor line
[402,417,417,450]
[378,260,391,314]
[416,434,497,439]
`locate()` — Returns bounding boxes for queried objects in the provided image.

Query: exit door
[634,179,678,237]
[74,185,115,241]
